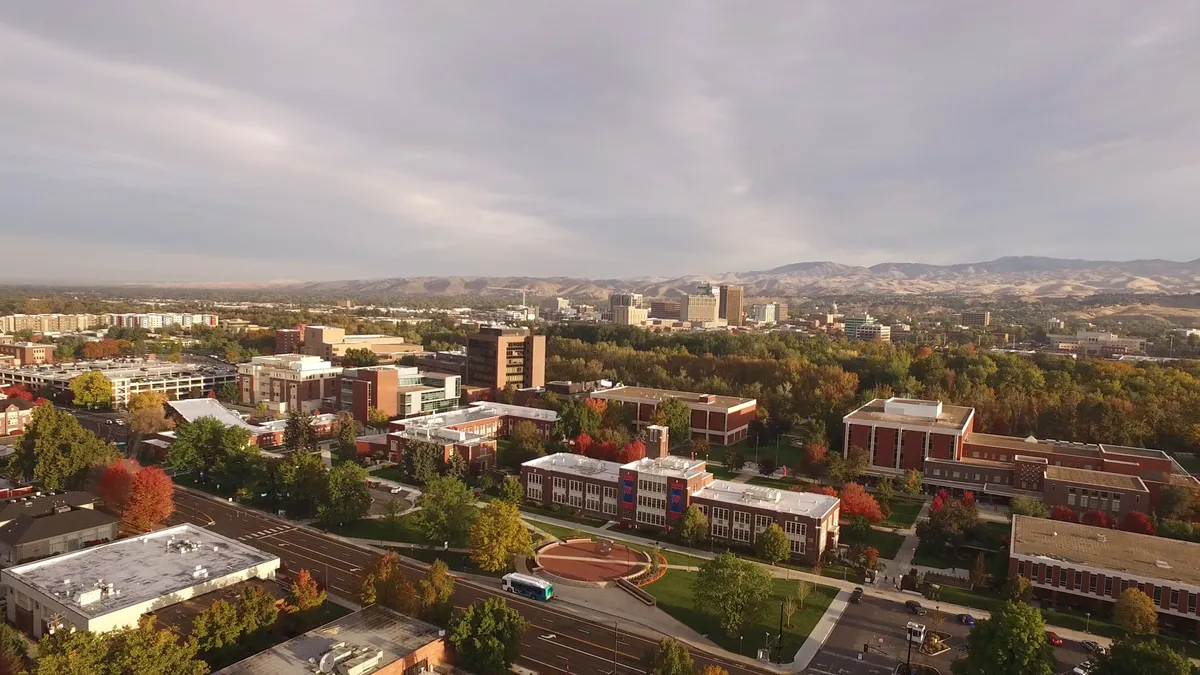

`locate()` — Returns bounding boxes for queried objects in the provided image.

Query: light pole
[905,625,914,675]
[1086,612,1091,633]
[739,635,744,655]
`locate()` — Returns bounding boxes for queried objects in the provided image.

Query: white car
[390,487,404,494]
[1072,660,1096,675]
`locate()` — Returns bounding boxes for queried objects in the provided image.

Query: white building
[749,303,777,324]
[612,306,649,326]
[2,524,279,637]
[237,354,343,415]
[0,359,237,407]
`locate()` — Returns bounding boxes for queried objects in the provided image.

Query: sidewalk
[792,590,849,672]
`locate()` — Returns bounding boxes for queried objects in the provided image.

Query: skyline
[3,2,1200,282]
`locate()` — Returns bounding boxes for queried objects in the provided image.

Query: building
[302,326,421,362]
[0,491,117,565]
[213,605,450,675]
[0,397,34,436]
[1,524,279,637]
[719,285,744,327]
[1046,318,1066,332]
[0,314,102,334]
[854,323,891,342]
[680,294,720,324]
[166,398,335,449]
[775,303,789,323]
[1048,331,1147,357]
[339,366,461,423]
[464,326,545,391]
[385,401,557,472]
[412,350,467,377]
[237,354,342,415]
[1009,515,1200,638]
[0,343,52,367]
[842,397,1199,511]
[612,305,650,326]
[649,300,681,320]
[105,313,218,330]
[749,303,777,325]
[610,293,644,310]
[961,310,992,327]
[0,360,237,408]
[274,327,303,354]
[540,297,571,315]
[589,385,757,446]
[521,453,839,563]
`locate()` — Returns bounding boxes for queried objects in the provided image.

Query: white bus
[501,573,554,601]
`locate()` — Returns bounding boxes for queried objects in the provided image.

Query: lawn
[395,548,505,578]
[913,521,1011,570]
[881,496,924,530]
[530,520,588,542]
[329,511,464,546]
[708,465,739,480]
[518,503,608,527]
[528,521,710,568]
[1173,453,1200,475]
[646,570,838,657]
[841,528,906,561]
[747,475,805,490]
[368,465,406,482]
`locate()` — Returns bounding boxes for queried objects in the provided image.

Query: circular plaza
[534,539,651,583]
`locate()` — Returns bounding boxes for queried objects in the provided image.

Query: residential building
[610,293,644,310]
[0,491,118,565]
[648,300,681,320]
[274,327,303,354]
[775,303,789,322]
[339,366,461,423]
[464,326,545,390]
[749,303,777,324]
[166,398,336,449]
[719,285,744,326]
[961,310,992,327]
[680,294,720,324]
[0,343,52,367]
[613,305,649,326]
[213,605,450,675]
[589,385,757,446]
[1010,515,1200,638]
[237,354,342,415]
[302,326,421,362]
[521,453,839,563]
[0,398,34,435]
[0,360,236,408]
[1,524,279,637]
[105,313,218,330]
[1046,317,1066,332]
[0,314,102,334]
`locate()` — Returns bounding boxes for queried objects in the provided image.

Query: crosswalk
[237,525,295,541]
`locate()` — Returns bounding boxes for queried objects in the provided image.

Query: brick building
[302,326,420,362]
[1010,515,1200,638]
[590,385,757,446]
[273,327,304,354]
[464,326,545,391]
[0,398,34,436]
[339,366,461,424]
[0,343,52,367]
[383,402,556,474]
[237,354,342,415]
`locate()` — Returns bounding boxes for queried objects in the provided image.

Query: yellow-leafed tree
[469,501,534,573]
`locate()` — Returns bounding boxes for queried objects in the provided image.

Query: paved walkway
[792,589,849,672]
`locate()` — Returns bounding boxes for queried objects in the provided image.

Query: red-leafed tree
[618,440,646,463]
[1,384,33,401]
[961,491,976,509]
[801,443,828,478]
[98,459,135,510]
[1120,511,1155,535]
[122,466,175,532]
[583,397,607,415]
[1050,505,1079,522]
[839,482,884,523]
[803,484,839,497]
[930,488,951,514]
[573,433,593,456]
[1081,509,1112,529]
[593,440,620,462]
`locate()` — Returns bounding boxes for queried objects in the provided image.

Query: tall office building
[961,310,991,327]
[648,300,681,320]
[719,285,744,326]
[680,294,719,323]
[609,293,644,310]
[465,326,546,390]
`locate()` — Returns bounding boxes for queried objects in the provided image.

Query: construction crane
[487,286,530,306]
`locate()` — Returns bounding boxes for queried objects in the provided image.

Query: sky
[2,2,1200,283]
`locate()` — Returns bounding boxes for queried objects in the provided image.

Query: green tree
[37,616,207,675]
[692,552,772,636]
[1113,588,1158,636]
[319,462,372,525]
[166,416,253,480]
[901,469,922,496]
[678,504,708,546]
[235,585,279,636]
[447,598,528,675]
[951,601,1057,675]
[335,411,359,462]
[794,580,813,609]
[1094,637,1192,675]
[499,475,524,504]
[969,553,988,590]
[383,497,405,534]
[418,559,455,627]
[366,406,391,426]
[756,523,791,565]
[725,446,745,472]
[825,447,869,484]
[644,638,694,675]
[68,371,112,408]
[413,475,477,546]
[189,599,242,656]
[282,410,318,454]
[277,450,329,519]
[402,440,444,485]
[506,420,545,466]
[215,382,239,403]
[443,451,469,481]
[1154,485,1195,521]
[13,403,120,490]
[1002,575,1031,603]
[469,501,533,572]
[1009,495,1051,518]
[0,621,28,675]
[342,348,379,367]
[655,398,692,448]
[877,476,895,503]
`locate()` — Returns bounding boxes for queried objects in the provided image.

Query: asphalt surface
[69,409,132,446]
[169,488,778,675]
[804,596,1091,675]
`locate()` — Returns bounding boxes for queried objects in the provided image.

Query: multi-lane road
[170,488,778,675]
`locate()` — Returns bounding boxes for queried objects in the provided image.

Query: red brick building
[589,386,757,446]
[0,343,52,367]
[383,402,556,474]
[0,398,34,436]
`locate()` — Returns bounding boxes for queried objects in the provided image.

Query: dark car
[905,600,925,615]
[1081,640,1103,655]
[850,587,864,603]
[958,613,975,627]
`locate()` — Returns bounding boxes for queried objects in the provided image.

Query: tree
[13,403,120,490]
[725,446,745,472]
[123,466,175,531]
[758,457,777,476]
[678,504,708,546]
[319,462,372,525]
[361,553,417,615]
[0,622,28,675]
[401,440,444,485]
[839,483,884,523]
[289,569,326,612]
[572,432,594,457]
[825,447,869,484]
[166,416,253,480]
[1094,637,1192,675]
[414,475,477,546]
[276,450,328,519]
[235,584,279,636]
[1154,485,1195,521]
[215,382,239,403]
[1009,496,1051,518]
[801,443,828,478]
[342,348,379,367]
[795,580,813,609]
[655,397,691,449]
[282,410,318,454]
[508,420,545,465]
[470,501,534,572]
[1050,505,1078,522]
[1120,511,1155,535]
[383,497,404,534]
[950,601,1057,675]
[97,460,134,509]
[756,523,791,565]
[447,598,528,675]
[418,560,455,626]
[692,553,773,636]
[128,403,174,437]
[335,412,359,462]
[36,616,207,675]
[189,599,242,656]
[969,553,988,590]
[690,436,710,461]
[499,475,524,503]
[443,452,469,481]
[497,383,517,405]
[860,546,880,571]
[126,391,168,414]
[1113,588,1158,636]
[901,469,922,496]
[1003,575,1032,603]
[846,515,873,543]
[644,637,694,675]
[1081,509,1112,529]
[877,476,895,503]
[618,440,647,463]
[69,371,112,408]
[781,597,797,628]
[366,406,391,426]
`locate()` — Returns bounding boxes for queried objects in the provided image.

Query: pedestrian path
[237,525,296,541]
[792,589,849,672]
[343,536,472,554]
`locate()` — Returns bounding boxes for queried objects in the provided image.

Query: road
[69,409,131,446]
[169,488,777,675]
[804,596,1090,675]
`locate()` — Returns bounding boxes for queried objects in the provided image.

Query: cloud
[1,1,1199,283]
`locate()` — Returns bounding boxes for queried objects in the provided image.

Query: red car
[1046,632,1064,646]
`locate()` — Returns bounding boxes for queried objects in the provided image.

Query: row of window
[638,479,666,494]
[1065,487,1130,511]
[929,467,1012,484]
[637,495,667,511]
[637,510,666,527]
[1018,560,1199,614]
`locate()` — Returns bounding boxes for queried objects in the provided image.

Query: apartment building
[719,285,744,327]
[590,385,757,446]
[0,397,35,436]
[843,397,1198,513]
[540,297,570,315]
[612,306,649,326]
[1010,515,1200,638]
[749,303,787,325]
[0,314,101,334]
[609,293,644,310]
[104,313,218,330]
[237,354,343,415]
[0,360,237,408]
[520,453,840,564]
[274,327,303,354]
[302,326,421,361]
[464,326,545,391]
[0,343,52,367]
[339,366,461,423]
[961,310,991,327]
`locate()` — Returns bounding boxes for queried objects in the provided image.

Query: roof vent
[1052,532,1057,537]
[1156,560,1171,569]
[1096,534,1107,543]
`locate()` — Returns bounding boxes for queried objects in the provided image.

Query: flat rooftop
[523,453,622,482]
[169,398,260,434]
[400,402,556,434]
[693,481,840,519]
[843,398,974,432]
[622,456,708,479]
[2,524,277,618]
[1012,515,1200,587]
[966,433,1103,459]
[591,385,754,410]
[0,359,235,383]
[1044,466,1148,491]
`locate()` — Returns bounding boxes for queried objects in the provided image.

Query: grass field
[518,503,608,527]
[331,513,430,544]
[881,496,925,529]
[841,527,906,560]
[914,521,1011,569]
[646,570,838,657]
[708,465,739,480]
[747,475,805,490]
[527,520,709,568]
[368,465,406,482]
[395,548,506,578]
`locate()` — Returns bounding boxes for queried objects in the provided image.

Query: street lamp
[1086,612,1091,633]
[739,635,744,655]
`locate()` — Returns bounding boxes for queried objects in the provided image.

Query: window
[554,477,566,489]
[636,510,666,527]
[1074,571,1082,588]
[603,500,616,515]
[1154,586,1162,605]
[527,483,542,501]
[1018,561,1026,576]
[785,521,807,554]
[732,511,752,543]
[932,469,941,476]
[999,455,1007,462]
[569,480,582,493]
[1171,589,1180,609]
[1104,577,1113,596]
[1088,575,1097,594]
[952,471,960,479]
[697,505,708,517]
[552,476,567,504]
[1033,563,1041,581]
[1059,568,1067,586]
[603,486,617,501]
[1111,495,1120,512]
[754,514,772,536]
[586,483,601,512]
[972,451,980,459]
[712,523,728,539]
[1189,593,1197,614]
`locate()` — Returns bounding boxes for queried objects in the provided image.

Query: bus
[501,573,554,601]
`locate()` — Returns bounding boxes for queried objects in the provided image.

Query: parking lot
[803,595,1092,675]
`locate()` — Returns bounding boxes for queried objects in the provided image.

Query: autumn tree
[189,599,242,657]
[678,504,708,546]
[1120,511,1155,535]
[69,371,112,408]
[901,469,922,496]
[969,553,988,590]
[235,584,279,637]
[618,440,647,463]
[123,466,175,531]
[839,483,884,523]
[1003,575,1032,603]
[288,569,326,612]
[690,436,710,460]
[801,443,828,478]
[319,462,372,526]
[644,638,694,675]
[499,475,524,503]
[417,559,455,627]
[1113,588,1158,636]
[360,553,417,614]
[97,460,134,510]
[1049,505,1078,522]
[1009,495,1051,519]
[447,598,528,675]
[794,580,813,609]
[37,616,207,675]
[470,501,534,573]
[860,546,880,571]
[506,420,545,466]
[126,391,168,415]
[756,523,791,565]
[1081,509,1113,529]
[366,406,391,426]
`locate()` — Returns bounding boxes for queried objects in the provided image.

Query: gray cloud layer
[2,2,1199,282]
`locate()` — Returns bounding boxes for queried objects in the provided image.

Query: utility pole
[776,600,785,663]
[613,620,619,674]
[905,625,914,675]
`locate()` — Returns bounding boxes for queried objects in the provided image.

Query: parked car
[850,587,864,604]
[1072,660,1097,675]
[957,613,975,627]
[905,600,925,615]
[1046,631,1064,646]
[390,486,404,494]
[1081,641,1104,655]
